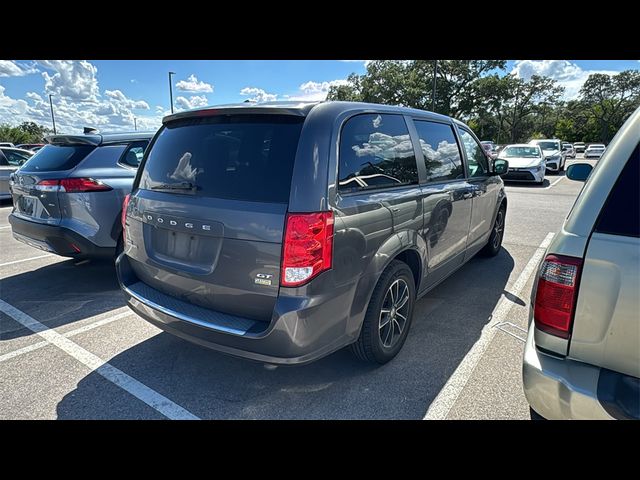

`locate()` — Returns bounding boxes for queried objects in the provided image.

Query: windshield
[534,141,559,150]
[502,146,541,158]
[139,114,304,203]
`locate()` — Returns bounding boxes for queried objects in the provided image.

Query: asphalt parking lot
[0,156,595,419]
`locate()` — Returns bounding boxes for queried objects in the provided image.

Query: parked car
[0,147,34,200]
[498,144,546,185]
[8,131,153,259]
[16,143,46,152]
[562,142,575,159]
[0,142,16,148]
[584,143,606,159]
[117,101,510,365]
[573,142,586,153]
[529,139,566,173]
[481,140,498,159]
[523,106,639,420]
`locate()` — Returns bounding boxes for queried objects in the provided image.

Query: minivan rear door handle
[462,192,473,200]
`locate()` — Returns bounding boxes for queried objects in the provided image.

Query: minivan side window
[119,140,149,168]
[413,120,464,182]
[595,143,639,238]
[458,129,489,178]
[338,114,418,193]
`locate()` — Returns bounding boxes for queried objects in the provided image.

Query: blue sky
[1,60,638,134]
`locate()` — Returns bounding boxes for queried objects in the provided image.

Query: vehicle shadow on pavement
[0,259,124,340]
[504,171,566,189]
[56,249,515,420]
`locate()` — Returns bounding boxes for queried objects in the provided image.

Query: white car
[498,144,546,184]
[584,144,606,159]
[529,139,566,173]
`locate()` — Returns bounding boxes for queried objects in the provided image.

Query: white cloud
[0,60,38,77]
[26,92,43,102]
[105,89,150,109]
[511,60,621,100]
[286,79,349,101]
[240,87,278,102]
[175,95,208,110]
[39,60,100,102]
[175,74,213,93]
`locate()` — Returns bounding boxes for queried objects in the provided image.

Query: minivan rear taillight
[281,211,334,287]
[534,254,582,339]
[36,178,112,193]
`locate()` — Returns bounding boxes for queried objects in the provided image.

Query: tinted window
[2,149,32,166]
[413,120,464,182]
[338,114,418,192]
[119,141,149,168]
[459,129,489,177]
[139,115,303,203]
[20,144,95,172]
[535,141,560,150]
[595,143,639,238]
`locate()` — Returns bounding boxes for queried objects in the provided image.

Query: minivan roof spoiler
[162,101,320,124]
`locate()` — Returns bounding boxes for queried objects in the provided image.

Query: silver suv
[9,131,153,259]
[523,107,639,420]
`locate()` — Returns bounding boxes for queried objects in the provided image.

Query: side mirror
[566,163,593,182]
[493,158,509,176]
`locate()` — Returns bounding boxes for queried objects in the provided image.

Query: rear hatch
[11,140,97,225]
[125,113,304,322]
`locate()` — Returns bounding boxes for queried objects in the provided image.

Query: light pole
[134,117,137,131]
[168,71,176,114]
[48,94,57,134]
[431,60,438,113]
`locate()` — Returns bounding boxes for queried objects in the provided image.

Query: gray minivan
[117,101,509,365]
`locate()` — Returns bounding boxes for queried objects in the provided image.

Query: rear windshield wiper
[151,182,198,192]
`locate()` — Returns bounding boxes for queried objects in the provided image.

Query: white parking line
[423,231,555,420]
[0,225,10,229]
[0,299,199,420]
[0,310,133,364]
[0,254,52,268]
[543,176,565,189]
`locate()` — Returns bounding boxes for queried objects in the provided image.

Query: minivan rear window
[139,115,304,203]
[20,144,96,172]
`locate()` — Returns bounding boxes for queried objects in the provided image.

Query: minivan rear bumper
[522,324,614,420]
[116,253,357,365]
[9,214,114,258]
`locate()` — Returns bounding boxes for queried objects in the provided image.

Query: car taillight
[281,211,334,287]
[534,254,582,339]
[121,194,130,244]
[36,178,112,193]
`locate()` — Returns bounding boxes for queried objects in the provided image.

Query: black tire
[529,407,546,420]
[479,205,506,257]
[350,260,416,364]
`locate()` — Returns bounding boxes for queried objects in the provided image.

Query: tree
[327,60,507,117]
[0,122,51,144]
[579,70,640,142]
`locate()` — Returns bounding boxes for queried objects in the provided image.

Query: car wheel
[350,260,416,364]
[479,205,506,257]
[530,407,546,420]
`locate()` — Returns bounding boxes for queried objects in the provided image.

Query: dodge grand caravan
[117,101,509,365]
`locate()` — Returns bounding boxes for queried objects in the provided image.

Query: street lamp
[431,60,438,113]
[48,94,57,134]
[134,117,137,131]
[168,71,176,114]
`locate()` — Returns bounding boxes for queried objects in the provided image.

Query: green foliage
[329,61,640,144]
[0,121,51,144]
